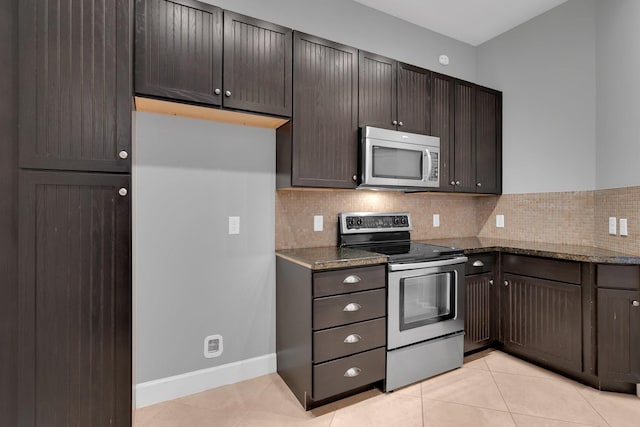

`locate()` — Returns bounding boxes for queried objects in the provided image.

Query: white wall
[206,0,477,82]
[134,113,275,384]
[477,0,597,194]
[595,0,640,189]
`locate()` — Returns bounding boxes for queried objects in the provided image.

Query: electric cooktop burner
[338,212,463,263]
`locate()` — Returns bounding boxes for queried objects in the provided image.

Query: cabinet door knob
[225,90,231,97]
[214,88,221,95]
[118,150,128,159]
[343,303,361,312]
[450,181,456,186]
[352,175,357,182]
[343,275,361,284]
[489,279,494,285]
[343,334,362,344]
[344,367,362,378]
[632,300,639,307]
[398,121,404,127]
[456,180,461,185]
[392,120,398,126]
[504,280,509,287]
[472,260,484,267]
[477,182,482,187]
[118,188,128,197]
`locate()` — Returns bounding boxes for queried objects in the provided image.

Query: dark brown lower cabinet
[597,289,640,383]
[464,272,494,353]
[18,171,131,427]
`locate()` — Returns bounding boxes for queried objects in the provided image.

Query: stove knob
[356,218,363,226]
[401,217,407,225]
[393,217,399,225]
[346,218,354,228]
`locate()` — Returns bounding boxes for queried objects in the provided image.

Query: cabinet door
[290,33,358,188]
[135,0,222,105]
[430,73,455,192]
[358,51,396,130]
[20,0,132,172]
[597,289,640,383]
[453,81,476,193]
[223,12,292,117]
[503,273,582,373]
[397,63,430,135]
[476,86,502,194]
[465,273,494,353]
[18,171,131,427]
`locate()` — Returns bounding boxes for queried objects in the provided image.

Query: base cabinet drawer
[314,265,386,297]
[313,289,386,330]
[313,347,385,400]
[313,318,386,363]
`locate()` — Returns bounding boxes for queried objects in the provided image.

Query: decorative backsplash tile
[275,186,640,255]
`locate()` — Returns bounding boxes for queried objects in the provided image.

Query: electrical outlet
[433,214,440,227]
[204,334,223,358]
[609,217,617,235]
[314,215,323,232]
[620,218,628,236]
[228,216,240,235]
[496,214,505,228]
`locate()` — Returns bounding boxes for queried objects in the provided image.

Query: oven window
[372,146,422,180]
[399,272,455,331]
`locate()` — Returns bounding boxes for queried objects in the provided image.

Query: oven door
[387,257,466,350]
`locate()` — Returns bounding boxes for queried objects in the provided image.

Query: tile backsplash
[276,186,640,255]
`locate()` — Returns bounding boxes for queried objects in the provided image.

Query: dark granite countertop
[276,247,388,270]
[419,237,640,264]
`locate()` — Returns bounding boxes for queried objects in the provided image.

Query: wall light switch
[496,214,505,228]
[228,216,240,235]
[313,215,323,232]
[433,214,440,227]
[620,218,628,236]
[608,217,617,235]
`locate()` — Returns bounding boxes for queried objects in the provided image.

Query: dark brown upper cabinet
[18,171,131,427]
[135,0,223,106]
[430,72,455,192]
[19,0,132,172]
[476,86,502,194]
[277,33,358,189]
[358,51,430,134]
[135,0,292,117]
[453,80,477,193]
[223,11,292,117]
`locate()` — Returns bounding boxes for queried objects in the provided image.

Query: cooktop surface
[354,242,463,262]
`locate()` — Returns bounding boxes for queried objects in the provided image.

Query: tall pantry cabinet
[15,0,133,426]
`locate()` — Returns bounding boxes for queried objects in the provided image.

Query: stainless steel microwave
[359,126,440,190]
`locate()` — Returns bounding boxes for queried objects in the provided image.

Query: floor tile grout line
[571,388,613,427]
[507,410,603,427]
[487,364,519,426]
[418,393,511,413]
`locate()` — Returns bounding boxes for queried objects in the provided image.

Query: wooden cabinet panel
[430,72,455,192]
[503,273,582,373]
[597,289,640,383]
[502,254,581,285]
[313,318,386,363]
[475,86,502,194]
[314,265,385,297]
[135,0,222,105]
[453,81,476,193]
[20,0,132,172]
[279,32,358,188]
[465,272,494,352]
[313,289,386,330]
[397,63,430,135]
[358,51,396,130]
[223,12,292,116]
[18,171,131,427]
[597,265,640,290]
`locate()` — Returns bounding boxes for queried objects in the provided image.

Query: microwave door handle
[423,149,433,181]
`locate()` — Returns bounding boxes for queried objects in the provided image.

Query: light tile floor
[135,350,640,426]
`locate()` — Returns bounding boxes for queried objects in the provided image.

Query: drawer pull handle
[343,275,362,284]
[344,334,362,344]
[344,367,361,378]
[343,303,361,312]
[472,260,484,267]
[633,300,639,307]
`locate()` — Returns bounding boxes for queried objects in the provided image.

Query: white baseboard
[135,353,277,408]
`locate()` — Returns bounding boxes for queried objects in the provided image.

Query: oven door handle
[388,256,468,271]
[423,149,433,182]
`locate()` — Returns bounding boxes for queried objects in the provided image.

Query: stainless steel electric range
[338,212,467,391]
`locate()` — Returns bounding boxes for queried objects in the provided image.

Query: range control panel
[339,212,412,234]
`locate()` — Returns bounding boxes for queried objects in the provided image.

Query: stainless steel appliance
[338,212,467,391]
[359,126,440,190]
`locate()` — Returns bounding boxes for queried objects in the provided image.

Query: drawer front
[313,318,386,363]
[465,253,495,275]
[313,289,386,330]
[314,265,386,297]
[597,264,640,290]
[313,347,385,400]
[502,254,581,284]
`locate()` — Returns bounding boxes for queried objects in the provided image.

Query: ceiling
[353,0,569,46]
